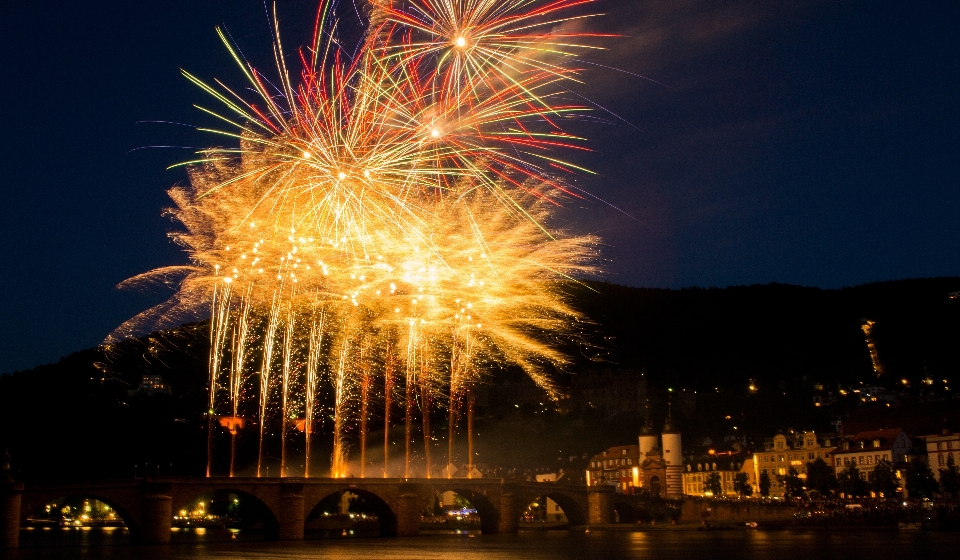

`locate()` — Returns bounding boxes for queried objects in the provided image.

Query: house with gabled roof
[831,428,912,477]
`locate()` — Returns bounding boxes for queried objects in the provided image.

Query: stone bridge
[3,477,616,547]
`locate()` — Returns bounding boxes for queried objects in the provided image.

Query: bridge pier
[278,481,305,541]
[497,489,519,533]
[140,483,172,545]
[587,488,613,525]
[2,482,22,549]
[395,491,420,536]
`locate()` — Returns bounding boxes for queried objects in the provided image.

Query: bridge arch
[518,489,585,526]
[612,500,635,523]
[23,493,140,537]
[171,488,280,540]
[307,488,398,537]
[432,486,500,533]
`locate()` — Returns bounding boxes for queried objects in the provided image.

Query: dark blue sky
[2,1,958,373]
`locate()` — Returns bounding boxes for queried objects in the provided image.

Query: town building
[831,428,912,477]
[127,374,171,397]
[585,409,683,498]
[919,430,960,478]
[682,453,750,497]
[585,445,641,493]
[752,431,836,497]
[739,456,757,493]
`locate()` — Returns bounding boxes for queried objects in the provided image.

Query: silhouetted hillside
[2,277,957,480]
[565,276,960,392]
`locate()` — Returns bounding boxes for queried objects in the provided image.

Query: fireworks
[112,0,605,478]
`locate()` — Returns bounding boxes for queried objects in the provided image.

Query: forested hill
[564,276,960,391]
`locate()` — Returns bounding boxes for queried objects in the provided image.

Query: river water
[8,527,960,559]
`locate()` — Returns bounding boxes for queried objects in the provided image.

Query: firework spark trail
[279,305,297,477]
[446,323,476,477]
[419,337,433,478]
[227,288,252,477]
[403,320,418,478]
[207,281,232,478]
[113,0,607,478]
[382,337,395,477]
[330,331,354,477]
[357,333,375,477]
[257,291,282,477]
[304,308,325,477]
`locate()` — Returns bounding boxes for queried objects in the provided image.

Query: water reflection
[13,527,960,560]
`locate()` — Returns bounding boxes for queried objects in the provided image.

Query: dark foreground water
[8,527,960,560]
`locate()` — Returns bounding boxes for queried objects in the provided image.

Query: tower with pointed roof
[661,399,683,497]
[638,399,659,458]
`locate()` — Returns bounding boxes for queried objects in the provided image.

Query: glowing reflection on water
[14,528,960,560]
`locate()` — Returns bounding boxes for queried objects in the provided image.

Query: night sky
[2,1,958,374]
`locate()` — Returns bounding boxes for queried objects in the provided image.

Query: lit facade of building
[752,432,836,496]
[127,374,171,396]
[683,454,751,497]
[683,465,734,497]
[831,428,912,477]
[586,445,641,493]
[922,431,960,478]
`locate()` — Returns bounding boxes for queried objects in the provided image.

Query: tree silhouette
[939,454,960,499]
[780,466,805,498]
[705,472,723,497]
[837,464,867,497]
[805,458,837,497]
[905,460,940,499]
[734,472,753,497]
[759,471,771,497]
[868,459,899,498]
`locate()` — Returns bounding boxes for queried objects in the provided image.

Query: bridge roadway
[2,476,617,547]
